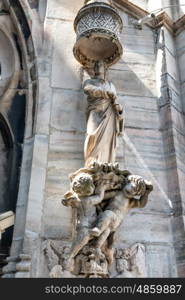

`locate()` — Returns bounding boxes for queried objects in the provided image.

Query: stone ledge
[114,0,185,35]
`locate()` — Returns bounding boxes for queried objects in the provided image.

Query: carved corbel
[62,164,152,277]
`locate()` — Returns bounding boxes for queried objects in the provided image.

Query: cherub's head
[124,175,146,198]
[62,246,71,255]
[72,173,95,197]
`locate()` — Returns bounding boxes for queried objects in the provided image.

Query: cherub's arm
[62,196,81,208]
[104,190,118,199]
[87,187,105,206]
[134,181,153,208]
[88,189,121,206]
[87,182,113,205]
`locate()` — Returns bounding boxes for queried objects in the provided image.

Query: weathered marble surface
[4,0,185,278]
[31,1,182,277]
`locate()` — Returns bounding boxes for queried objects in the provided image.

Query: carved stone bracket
[43,239,108,278]
[61,163,153,278]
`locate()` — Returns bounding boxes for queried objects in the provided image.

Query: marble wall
[4,0,185,277]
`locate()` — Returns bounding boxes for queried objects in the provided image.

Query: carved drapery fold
[0,15,20,113]
[84,76,123,167]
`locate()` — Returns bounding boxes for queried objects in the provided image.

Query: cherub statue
[62,172,110,265]
[90,175,153,257]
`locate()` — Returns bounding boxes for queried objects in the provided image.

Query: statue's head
[124,175,146,198]
[93,61,106,79]
[72,173,95,197]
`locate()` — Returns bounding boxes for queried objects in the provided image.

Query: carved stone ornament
[73,0,123,68]
[43,240,75,278]
[115,243,147,278]
[62,162,153,277]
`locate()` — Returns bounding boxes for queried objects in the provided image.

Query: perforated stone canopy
[73,1,123,68]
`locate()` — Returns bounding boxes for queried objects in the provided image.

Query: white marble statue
[90,175,153,260]
[83,61,123,167]
[62,172,109,263]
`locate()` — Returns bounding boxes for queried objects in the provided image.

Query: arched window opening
[0,115,14,275]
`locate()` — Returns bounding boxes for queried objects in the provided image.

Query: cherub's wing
[43,240,60,271]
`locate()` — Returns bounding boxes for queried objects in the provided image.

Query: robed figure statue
[83,62,123,167]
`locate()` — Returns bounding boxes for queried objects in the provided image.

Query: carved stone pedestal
[60,162,153,278]
[74,246,109,278]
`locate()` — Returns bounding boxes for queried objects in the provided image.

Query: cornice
[113,0,147,19]
[174,14,185,35]
[113,0,185,35]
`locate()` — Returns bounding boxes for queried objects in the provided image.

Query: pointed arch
[0,0,39,275]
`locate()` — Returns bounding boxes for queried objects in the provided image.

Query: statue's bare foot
[90,227,101,237]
